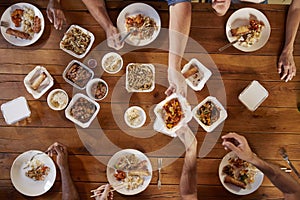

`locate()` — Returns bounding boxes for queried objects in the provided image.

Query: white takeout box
[1,96,31,125]
[65,93,100,128]
[63,60,94,90]
[181,58,212,91]
[153,93,192,137]
[60,24,95,59]
[24,66,54,99]
[192,96,228,133]
[125,63,155,93]
[238,80,269,111]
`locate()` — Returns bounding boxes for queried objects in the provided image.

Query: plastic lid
[1,97,31,124]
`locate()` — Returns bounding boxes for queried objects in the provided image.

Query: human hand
[106,26,123,50]
[47,0,66,30]
[47,142,69,171]
[165,67,187,97]
[278,50,296,82]
[221,132,255,163]
[93,184,111,200]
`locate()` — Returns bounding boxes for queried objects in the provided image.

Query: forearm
[82,0,114,31]
[60,168,80,200]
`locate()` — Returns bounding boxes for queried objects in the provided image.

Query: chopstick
[90,183,124,198]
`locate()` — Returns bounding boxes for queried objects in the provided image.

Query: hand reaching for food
[47,0,66,30]
[278,50,296,82]
[165,67,187,97]
[47,142,69,171]
[106,26,124,50]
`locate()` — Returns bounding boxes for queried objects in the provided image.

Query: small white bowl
[101,52,123,74]
[86,78,109,101]
[47,89,69,111]
[124,106,146,128]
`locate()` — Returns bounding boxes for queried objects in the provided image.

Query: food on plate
[11,9,23,27]
[222,155,258,189]
[33,16,41,33]
[125,14,158,40]
[196,101,220,126]
[182,65,198,78]
[24,158,50,181]
[113,154,150,190]
[127,63,154,91]
[69,97,97,123]
[31,72,47,90]
[125,108,144,127]
[90,81,108,100]
[183,65,203,87]
[162,98,184,129]
[66,63,92,88]
[49,90,68,109]
[60,27,91,55]
[103,55,122,73]
[6,28,31,40]
[231,19,264,47]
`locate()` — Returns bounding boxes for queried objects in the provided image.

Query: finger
[53,10,59,30]
[222,141,240,153]
[277,61,282,74]
[165,86,175,96]
[280,66,289,80]
[54,144,63,155]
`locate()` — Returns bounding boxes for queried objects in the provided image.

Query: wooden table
[0,1,300,199]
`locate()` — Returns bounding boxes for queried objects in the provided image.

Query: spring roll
[224,175,247,189]
[182,65,198,78]
[31,72,47,90]
[6,28,32,40]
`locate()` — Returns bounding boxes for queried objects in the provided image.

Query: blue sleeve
[167,0,191,6]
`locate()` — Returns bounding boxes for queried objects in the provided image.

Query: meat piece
[33,16,41,33]
[183,65,198,78]
[224,175,247,189]
[11,9,23,27]
[6,28,32,40]
[231,25,250,36]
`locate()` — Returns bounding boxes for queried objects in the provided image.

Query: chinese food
[60,26,91,55]
[103,55,122,73]
[70,97,97,123]
[49,90,68,109]
[231,19,264,47]
[162,98,184,129]
[24,158,50,181]
[222,155,258,189]
[125,14,158,40]
[183,65,203,87]
[6,28,31,40]
[91,81,108,100]
[125,107,144,127]
[196,101,220,126]
[127,63,154,91]
[91,185,114,200]
[65,62,92,88]
[113,154,150,190]
[31,72,47,90]
[11,9,23,27]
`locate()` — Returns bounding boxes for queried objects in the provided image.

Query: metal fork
[0,21,9,28]
[157,158,162,189]
[279,147,300,178]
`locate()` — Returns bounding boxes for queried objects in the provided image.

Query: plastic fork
[157,158,162,189]
[0,21,9,28]
[279,147,300,178]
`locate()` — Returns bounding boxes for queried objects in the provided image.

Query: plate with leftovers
[10,150,56,196]
[154,93,192,134]
[60,25,95,59]
[192,96,227,132]
[47,89,69,110]
[106,149,152,195]
[101,52,123,74]
[124,106,146,128]
[65,93,100,128]
[226,7,271,52]
[117,3,161,46]
[126,63,155,92]
[0,2,44,46]
[181,58,212,91]
[86,78,109,101]
[219,151,264,195]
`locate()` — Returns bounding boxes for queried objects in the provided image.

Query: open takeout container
[181,58,212,91]
[24,66,54,99]
[192,96,228,132]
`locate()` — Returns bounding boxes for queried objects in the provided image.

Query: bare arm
[47,0,66,30]
[165,2,191,97]
[176,126,198,200]
[222,133,300,200]
[278,0,300,82]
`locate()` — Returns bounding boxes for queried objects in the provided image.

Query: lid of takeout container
[23,66,54,99]
[181,58,212,91]
[59,24,95,59]
[63,60,94,90]
[238,80,269,111]
[1,96,31,125]
[125,63,155,93]
[65,93,100,128]
[153,93,192,136]
[192,96,228,133]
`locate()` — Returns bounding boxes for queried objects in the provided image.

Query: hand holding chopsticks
[90,183,124,199]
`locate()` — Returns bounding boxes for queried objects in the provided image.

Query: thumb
[223,141,240,153]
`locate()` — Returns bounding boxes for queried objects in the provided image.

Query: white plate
[226,7,271,52]
[106,149,152,195]
[60,25,95,59]
[0,3,45,46]
[124,106,146,128]
[181,58,212,91]
[65,93,100,128]
[10,150,56,196]
[117,3,161,46]
[218,151,264,195]
[192,96,227,133]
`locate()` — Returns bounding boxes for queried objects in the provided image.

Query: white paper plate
[192,96,227,133]
[10,150,56,196]
[218,151,264,195]
[106,149,152,195]
[226,7,271,52]
[117,3,161,46]
[0,3,45,46]
[124,106,146,128]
